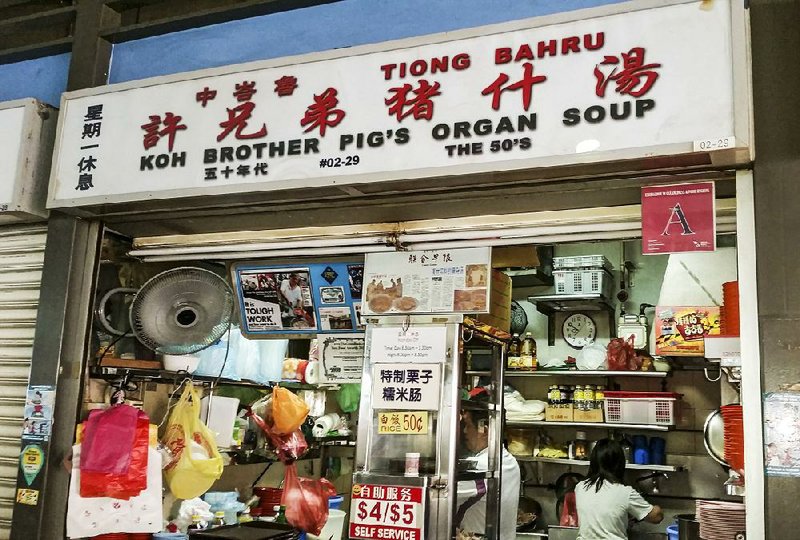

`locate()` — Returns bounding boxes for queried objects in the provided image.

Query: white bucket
[308,509,346,540]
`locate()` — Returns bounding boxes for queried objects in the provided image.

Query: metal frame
[354,315,506,539]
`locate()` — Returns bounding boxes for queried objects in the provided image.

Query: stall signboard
[369,326,448,364]
[350,483,426,540]
[372,363,441,411]
[377,412,429,435]
[363,248,491,315]
[641,181,716,254]
[1,99,55,222]
[48,2,745,208]
[231,261,362,336]
[318,333,365,383]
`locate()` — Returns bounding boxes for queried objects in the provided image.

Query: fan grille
[130,267,234,355]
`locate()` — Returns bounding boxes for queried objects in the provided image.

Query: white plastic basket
[603,392,680,426]
[553,255,612,270]
[554,269,613,297]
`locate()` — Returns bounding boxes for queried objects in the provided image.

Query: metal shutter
[0,225,46,539]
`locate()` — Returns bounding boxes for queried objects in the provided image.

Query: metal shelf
[506,420,671,432]
[527,293,616,346]
[515,456,683,472]
[506,370,668,378]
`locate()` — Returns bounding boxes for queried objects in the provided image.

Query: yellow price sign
[377,411,429,435]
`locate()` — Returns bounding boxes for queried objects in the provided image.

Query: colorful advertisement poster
[236,268,317,331]
[641,181,716,255]
[350,484,425,540]
[232,261,362,336]
[363,247,491,315]
[23,386,55,442]
[765,392,800,477]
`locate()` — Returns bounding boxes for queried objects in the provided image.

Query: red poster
[641,182,716,255]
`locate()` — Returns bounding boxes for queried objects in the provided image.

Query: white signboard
[49,2,741,207]
[372,363,441,411]
[318,334,365,383]
[369,326,448,364]
[363,248,491,315]
[0,106,26,208]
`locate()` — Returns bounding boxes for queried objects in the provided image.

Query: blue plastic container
[153,533,188,540]
[328,495,344,509]
[666,523,679,540]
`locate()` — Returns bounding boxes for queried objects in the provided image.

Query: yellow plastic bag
[163,384,223,499]
[272,386,309,435]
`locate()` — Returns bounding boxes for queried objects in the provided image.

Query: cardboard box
[573,408,604,423]
[476,270,511,332]
[655,306,721,356]
[491,245,540,268]
[546,406,574,422]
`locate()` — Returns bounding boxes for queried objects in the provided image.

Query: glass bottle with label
[583,385,596,412]
[187,514,206,531]
[274,505,288,525]
[212,511,226,527]
[508,334,521,368]
[521,332,537,370]
[574,385,585,412]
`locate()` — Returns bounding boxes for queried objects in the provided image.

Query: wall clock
[562,313,597,349]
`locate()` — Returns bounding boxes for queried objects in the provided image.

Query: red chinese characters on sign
[641,182,716,255]
[482,62,547,111]
[274,76,299,97]
[594,47,662,98]
[140,112,187,152]
[349,484,425,540]
[217,81,268,142]
[385,80,441,122]
[196,87,217,107]
[300,88,345,136]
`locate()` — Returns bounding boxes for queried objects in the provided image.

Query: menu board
[363,247,491,315]
[350,484,425,540]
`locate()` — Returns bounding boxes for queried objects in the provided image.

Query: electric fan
[129,267,234,355]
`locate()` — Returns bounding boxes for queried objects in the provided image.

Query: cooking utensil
[516,496,541,532]
[703,409,728,467]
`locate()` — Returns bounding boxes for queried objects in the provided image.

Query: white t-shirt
[456,447,521,540]
[280,280,303,308]
[575,479,653,540]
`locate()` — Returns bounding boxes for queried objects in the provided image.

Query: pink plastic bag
[560,491,579,527]
[606,336,640,371]
[281,463,337,535]
[80,404,140,474]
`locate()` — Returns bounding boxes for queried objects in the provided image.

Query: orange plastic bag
[281,463,337,535]
[272,386,309,435]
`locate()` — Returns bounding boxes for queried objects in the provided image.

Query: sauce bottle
[508,333,521,368]
[187,514,206,531]
[521,332,537,370]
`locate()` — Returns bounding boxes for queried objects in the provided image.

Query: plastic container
[161,354,200,373]
[200,396,240,448]
[253,486,283,515]
[130,535,153,540]
[554,268,614,297]
[604,391,681,426]
[666,523,679,540]
[328,495,344,509]
[553,255,612,271]
[153,534,188,540]
[308,509,346,540]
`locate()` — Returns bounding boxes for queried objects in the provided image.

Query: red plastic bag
[246,407,308,464]
[80,411,150,499]
[281,463,337,535]
[559,491,579,527]
[606,336,640,371]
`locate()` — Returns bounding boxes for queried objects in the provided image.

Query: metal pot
[675,513,700,540]
[517,496,541,532]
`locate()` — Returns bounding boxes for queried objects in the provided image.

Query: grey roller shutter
[0,225,46,539]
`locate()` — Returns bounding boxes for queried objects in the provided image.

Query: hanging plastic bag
[272,386,309,434]
[559,491,579,527]
[281,462,337,536]
[163,384,224,499]
[80,404,140,474]
[606,336,639,371]
[246,406,308,464]
[336,383,361,413]
[81,411,150,499]
[576,341,607,371]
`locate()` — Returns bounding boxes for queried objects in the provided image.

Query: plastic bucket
[666,523,679,540]
[328,495,344,509]
[308,509,346,540]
